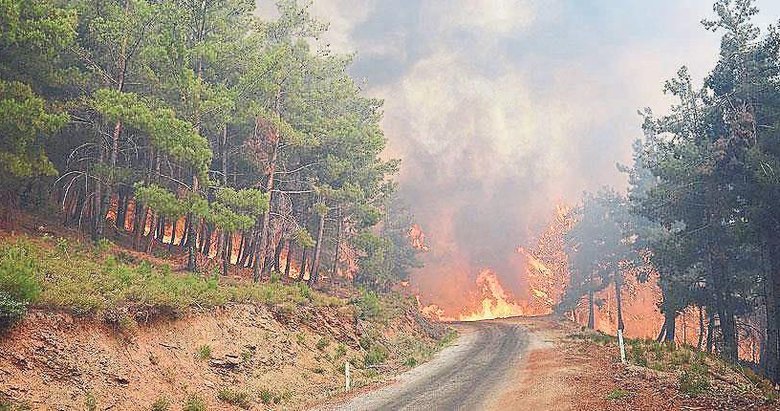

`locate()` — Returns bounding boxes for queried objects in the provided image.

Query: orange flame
[458,269,526,321]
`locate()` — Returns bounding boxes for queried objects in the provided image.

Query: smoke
[259,0,780,315]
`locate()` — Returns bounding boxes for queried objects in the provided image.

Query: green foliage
[182,395,206,411]
[134,184,186,219]
[316,336,329,350]
[92,89,212,179]
[196,344,212,360]
[0,235,342,317]
[364,345,388,366]
[606,388,630,400]
[679,363,710,395]
[257,388,286,405]
[84,394,96,411]
[294,228,315,249]
[150,396,170,411]
[0,242,41,326]
[217,387,250,409]
[355,289,382,320]
[404,357,418,367]
[335,343,347,358]
[0,80,64,181]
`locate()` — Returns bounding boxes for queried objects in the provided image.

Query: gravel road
[328,319,529,411]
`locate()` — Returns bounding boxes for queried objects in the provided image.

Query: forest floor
[498,316,780,411]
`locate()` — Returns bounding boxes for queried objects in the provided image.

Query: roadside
[496,316,780,411]
[0,231,453,410]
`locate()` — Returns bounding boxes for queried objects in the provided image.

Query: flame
[458,269,526,321]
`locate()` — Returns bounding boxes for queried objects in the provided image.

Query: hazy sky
[260,0,780,311]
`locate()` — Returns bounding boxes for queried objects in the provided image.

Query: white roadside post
[345,361,351,391]
[618,329,627,364]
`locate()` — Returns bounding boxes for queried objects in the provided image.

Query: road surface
[328,319,529,411]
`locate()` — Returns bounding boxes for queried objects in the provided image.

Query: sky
[259,0,780,313]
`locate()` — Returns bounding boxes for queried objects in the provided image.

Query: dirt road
[328,319,529,411]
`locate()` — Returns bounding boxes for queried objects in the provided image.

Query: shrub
[259,389,273,404]
[679,363,710,395]
[196,344,212,360]
[217,387,250,409]
[150,396,170,411]
[606,388,630,400]
[316,336,329,350]
[356,289,381,319]
[404,357,418,367]
[0,243,41,327]
[297,282,312,300]
[85,394,96,411]
[182,395,206,411]
[364,345,388,366]
[335,343,347,358]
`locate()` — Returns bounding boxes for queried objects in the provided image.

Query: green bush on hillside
[0,242,41,326]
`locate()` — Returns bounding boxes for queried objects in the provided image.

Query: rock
[204,380,215,388]
[209,354,242,369]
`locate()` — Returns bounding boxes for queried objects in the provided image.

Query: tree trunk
[133,203,148,250]
[240,233,254,267]
[698,306,705,351]
[96,0,129,241]
[587,290,595,329]
[706,311,716,353]
[657,321,667,343]
[308,209,327,286]
[186,176,199,272]
[272,238,283,273]
[664,310,676,343]
[115,190,127,231]
[765,239,780,382]
[614,277,625,332]
[222,232,231,277]
[284,240,293,279]
[718,302,738,362]
[169,218,177,252]
[331,209,342,277]
[145,211,158,253]
[300,248,308,281]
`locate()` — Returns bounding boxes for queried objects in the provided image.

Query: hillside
[0,226,452,410]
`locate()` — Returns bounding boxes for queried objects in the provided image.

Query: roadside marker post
[618,329,627,364]
[345,361,351,391]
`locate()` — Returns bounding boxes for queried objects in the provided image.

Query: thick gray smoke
[259,0,780,313]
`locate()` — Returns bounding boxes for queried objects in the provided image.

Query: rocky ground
[0,302,448,410]
[499,316,780,411]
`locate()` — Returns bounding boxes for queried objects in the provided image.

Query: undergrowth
[0,236,345,323]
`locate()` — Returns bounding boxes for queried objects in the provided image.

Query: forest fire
[458,269,526,321]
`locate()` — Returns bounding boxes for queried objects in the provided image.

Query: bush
[679,363,710,395]
[356,289,382,319]
[150,396,169,411]
[217,387,250,409]
[260,388,279,404]
[0,243,41,326]
[335,343,347,358]
[316,336,329,350]
[606,388,630,400]
[196,344,212,360]
[364,345,388,366]
[404,357,418,367]
[182,395,206,411]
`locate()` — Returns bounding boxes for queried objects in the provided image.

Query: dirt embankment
[493,316,780,411]
[0,303,445,410]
